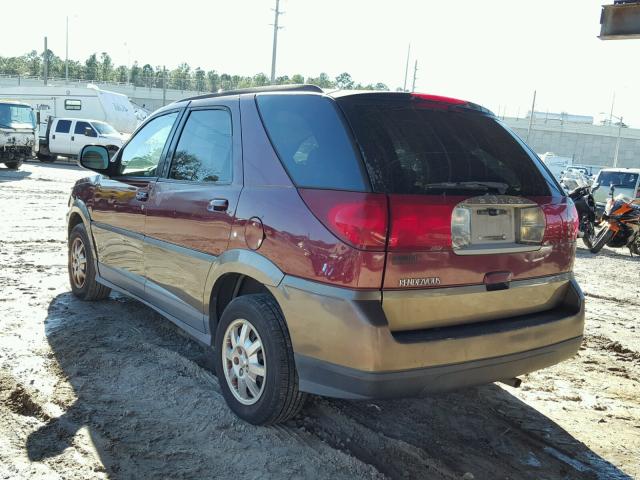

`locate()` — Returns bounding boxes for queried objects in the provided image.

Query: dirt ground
[0,161,638,480]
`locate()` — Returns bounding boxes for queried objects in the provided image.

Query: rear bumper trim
[296,336,582,400]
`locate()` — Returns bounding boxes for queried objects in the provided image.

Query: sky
[2,0,640,126]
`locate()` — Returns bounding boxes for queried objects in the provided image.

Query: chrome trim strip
[144,235,217,263]
[382,272,573,297]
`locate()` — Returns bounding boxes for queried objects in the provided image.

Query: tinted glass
[169,109,232,183]
[74,121,94,135]
[119,112,178,177]
[597,171,638,189]
[338,97,551,196]
[256,94,367,191]
[55,120,72,133]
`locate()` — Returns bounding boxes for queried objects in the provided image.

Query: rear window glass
[338,98,551,197]
[256,94,367,191]
[597,171,638,189]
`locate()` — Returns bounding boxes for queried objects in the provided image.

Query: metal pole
[613,116,622,167]
[609,91,615,126]
[411,60,418,92]
[43,37,48,85]
[270,0,281,84]
[526,90,536,141]
[403,43,411,92]
[162,66,167,106]
[65,16,69,81]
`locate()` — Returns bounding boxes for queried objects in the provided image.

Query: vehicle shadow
[27,292,633,479]
[0,167,31,181]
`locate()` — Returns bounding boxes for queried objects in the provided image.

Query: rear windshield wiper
[422,181,510,194]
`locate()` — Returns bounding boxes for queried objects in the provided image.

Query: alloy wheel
[222,319,267,405]
[70,237,87,288]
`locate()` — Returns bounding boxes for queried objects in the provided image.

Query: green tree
[25,50,41,77]
[207,70,220,91]
[130,61,142,86]
[115,65,128,83]
[100,52,113,81]
[84,53,99,81]
[335,72,354,89]
[141,64,155,87]
[194,68,206,91]
[252,72,269,87]
[291,74,304,84]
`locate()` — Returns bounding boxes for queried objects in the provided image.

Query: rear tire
[4,160,22,170]
[68,223,111,301]
[37,152,55,163]
[214,294,306,425]
[582,222,596,249]
[590,228,614,254]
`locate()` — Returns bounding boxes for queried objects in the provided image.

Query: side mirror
[84,126,97,137]
[79,145,111,174]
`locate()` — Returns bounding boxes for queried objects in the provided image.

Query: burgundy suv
[68,85,584,425]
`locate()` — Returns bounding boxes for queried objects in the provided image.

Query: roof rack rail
[182,84,323,102]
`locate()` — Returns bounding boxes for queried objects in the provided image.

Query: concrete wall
[503,117,640,168]
[0,76,202,112]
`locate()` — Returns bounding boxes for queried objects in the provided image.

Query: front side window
[169,109,232,183]
[92,122,118,135]
[65,99,82,111]
[55,120,72,133]
[74,121,95,136]
[119,112,178,177]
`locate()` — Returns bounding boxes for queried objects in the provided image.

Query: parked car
[0,100,37,170]
[592,168,640,211]
[38,117,125,162]
[68,85,585,425]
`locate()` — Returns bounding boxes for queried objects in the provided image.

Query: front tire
[37,152,55,162]
[4,160,22,170]
[590,227,614,254]
[68,223,111,301]
[582,221,596,249]
[214,294,306,425]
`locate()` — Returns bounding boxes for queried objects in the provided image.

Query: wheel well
[68,212,84,237]
[209,273,271,339]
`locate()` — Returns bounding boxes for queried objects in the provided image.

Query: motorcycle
[590,184,640,255]
[567,185,597,249]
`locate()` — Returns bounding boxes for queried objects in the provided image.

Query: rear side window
[256,94,367,191]
[338,98,551,196]
[169,109,232,183]
[55,120,71,133]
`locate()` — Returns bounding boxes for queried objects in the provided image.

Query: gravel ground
[0,161,638,480]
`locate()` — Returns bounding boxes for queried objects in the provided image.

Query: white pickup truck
[38,117,125,162]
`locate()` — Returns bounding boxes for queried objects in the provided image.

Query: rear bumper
[295,336,582,399]
[270,273,585,399]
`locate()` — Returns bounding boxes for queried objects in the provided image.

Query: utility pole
[526,90,537,142]
[65,16,69,81]
[411,60,418,92]
[270,0,283,84]
[609,91,615,126]
[43,37,48,85]
[402,43,411,92]
[614,116,623,168]
[162,66,167,106]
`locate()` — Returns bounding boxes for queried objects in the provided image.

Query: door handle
[71,136,75,141]
[207,198,229,212]
[136,190,149,201]
[52,134,55,139]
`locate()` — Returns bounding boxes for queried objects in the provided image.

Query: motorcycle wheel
[590,228,614,254]
[582,222,596,249]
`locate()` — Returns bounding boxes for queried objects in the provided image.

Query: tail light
[298,189,388,251]
[541,200,578,243]
[388,195,461,251]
